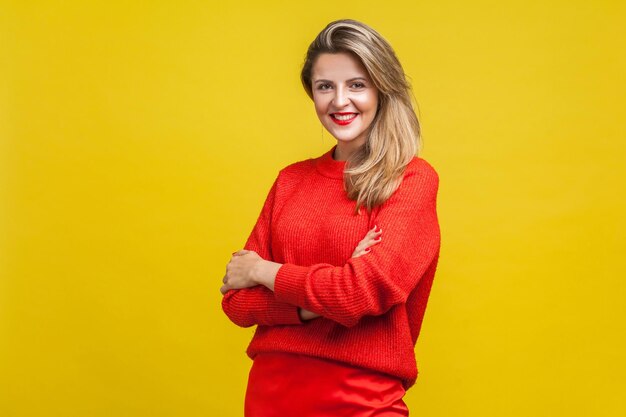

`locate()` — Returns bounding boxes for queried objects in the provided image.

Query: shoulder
[268,156,316,201]
[277,156,316,182]
[403,156,439,188]
[380,156,439,210]
[279,157,315,175]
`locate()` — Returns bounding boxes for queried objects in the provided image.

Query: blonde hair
[301,19,422,215]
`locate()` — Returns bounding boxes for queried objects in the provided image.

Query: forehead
[312,52,369,80]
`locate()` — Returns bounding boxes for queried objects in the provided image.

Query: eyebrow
[313,77,368,84]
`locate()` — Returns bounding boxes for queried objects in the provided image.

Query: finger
[362,235,381,247]
[365,228,376,237]
[352,247,372,258]
[358,239,380,254]
[355,233,380,252]
[361,226,375,238]
[358,232,377,247]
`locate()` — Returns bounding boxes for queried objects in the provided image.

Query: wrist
[254,259,282,289]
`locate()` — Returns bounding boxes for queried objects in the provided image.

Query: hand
[298,307,320,321]
[220,250,263,295]
[351,224,382,258]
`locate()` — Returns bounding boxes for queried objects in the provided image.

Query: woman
[221,19,441,417]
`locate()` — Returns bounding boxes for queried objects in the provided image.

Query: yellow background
[1,1,624,416]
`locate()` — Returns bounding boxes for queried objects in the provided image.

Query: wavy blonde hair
[301,19,422,215]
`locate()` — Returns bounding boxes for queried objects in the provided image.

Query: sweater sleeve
[273,161,441,328]
[221,172,304,328]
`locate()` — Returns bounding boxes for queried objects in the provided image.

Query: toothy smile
[331,113,358,121]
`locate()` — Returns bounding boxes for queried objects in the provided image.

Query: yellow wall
[1,1,624,416]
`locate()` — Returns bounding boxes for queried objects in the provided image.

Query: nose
[332,85,350,108]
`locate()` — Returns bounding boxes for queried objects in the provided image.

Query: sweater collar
[315,144,347,179]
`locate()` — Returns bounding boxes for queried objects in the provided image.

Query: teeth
[333,113,357,121]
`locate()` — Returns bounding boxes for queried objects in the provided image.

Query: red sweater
[222,144,441,390]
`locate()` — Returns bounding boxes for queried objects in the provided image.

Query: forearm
[255,260,322,320]
[222,286,304,327]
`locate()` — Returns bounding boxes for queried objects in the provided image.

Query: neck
[333,139,364,161]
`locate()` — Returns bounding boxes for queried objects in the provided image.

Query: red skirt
[244,352,409,417]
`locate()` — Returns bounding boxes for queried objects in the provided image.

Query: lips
[330,112,358,125]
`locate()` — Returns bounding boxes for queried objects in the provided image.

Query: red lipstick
[330,112,358,126]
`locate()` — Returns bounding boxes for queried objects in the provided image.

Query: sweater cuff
[274,263,311,308]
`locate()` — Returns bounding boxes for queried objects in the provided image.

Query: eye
[352,82,365,88]
[317,83,332,90]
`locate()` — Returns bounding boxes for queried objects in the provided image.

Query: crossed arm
[221,225,383,324]
[220,163,440,328]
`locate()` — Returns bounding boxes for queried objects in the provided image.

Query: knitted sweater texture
[221,144,441,390]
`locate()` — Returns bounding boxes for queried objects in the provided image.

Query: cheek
[354,94,378,114]
[366,92,379,112]
[313,97,329,118]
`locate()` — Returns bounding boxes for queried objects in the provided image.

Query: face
[311,52,379,150]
